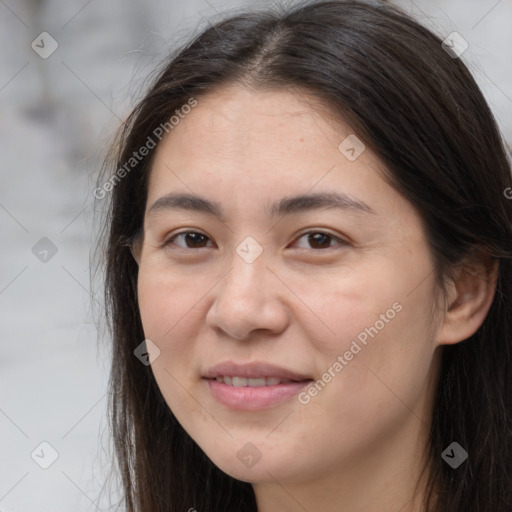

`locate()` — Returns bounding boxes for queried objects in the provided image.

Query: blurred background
[0,0,510,510]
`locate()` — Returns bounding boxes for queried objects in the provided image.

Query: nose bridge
[206,236,289,339]
[222,237,268,302]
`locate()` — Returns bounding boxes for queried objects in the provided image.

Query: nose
[205,249,290,340]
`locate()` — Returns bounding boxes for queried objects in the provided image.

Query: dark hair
[97,0,512,510]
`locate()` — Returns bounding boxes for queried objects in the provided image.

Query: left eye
[164,230,348,250]
[292,231,348,250]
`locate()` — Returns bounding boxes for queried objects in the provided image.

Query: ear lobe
[436,257,498,346]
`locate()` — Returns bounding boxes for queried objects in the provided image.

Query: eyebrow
[147,191,376,221]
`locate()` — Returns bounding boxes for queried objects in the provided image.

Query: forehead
[179,85,344,144]
[151,86,353,174]
[145,85,402,222]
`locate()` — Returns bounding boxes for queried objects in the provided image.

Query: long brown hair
[96,1,512,510]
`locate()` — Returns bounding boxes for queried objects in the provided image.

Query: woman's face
[136,85,443,488]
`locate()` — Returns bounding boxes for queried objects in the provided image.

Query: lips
[203,361,313,383]
[207,379,311,410]
[203,361,314,410]
[214,376,291,387]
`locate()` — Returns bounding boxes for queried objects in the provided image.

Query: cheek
[137,264,211,424]
[306,274,437,440]
[303,250,437,398]
[137,263,207,342]
[136,264,207,404]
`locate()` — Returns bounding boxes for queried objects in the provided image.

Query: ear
[436,254,499,346]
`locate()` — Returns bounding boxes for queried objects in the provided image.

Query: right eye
[163,230,215,250]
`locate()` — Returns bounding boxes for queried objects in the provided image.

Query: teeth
[232,376,248,387]
[248,378,266,387]
[215,376,290,387]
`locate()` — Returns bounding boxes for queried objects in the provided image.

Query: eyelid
[295,228,348,241]
[163,228,349,251]
[291,229,350,249]
[162,229,214,249]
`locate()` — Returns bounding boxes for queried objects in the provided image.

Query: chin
[206,447,299,484]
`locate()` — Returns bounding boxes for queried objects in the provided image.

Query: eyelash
[162,229,349,251]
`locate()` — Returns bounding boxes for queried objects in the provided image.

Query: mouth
[204,378,313,411]
[203,377,313,411]
[203,360,313,382]
[211,376,307,387]
[202,361,314,411]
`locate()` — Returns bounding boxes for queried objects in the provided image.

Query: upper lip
[203,361,313,381]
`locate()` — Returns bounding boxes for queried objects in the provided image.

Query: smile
[204,377,312,411]
[214,376,296,387]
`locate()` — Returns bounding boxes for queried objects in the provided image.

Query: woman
[97,0,512,510]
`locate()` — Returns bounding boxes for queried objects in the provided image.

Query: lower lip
[205,378,312,411]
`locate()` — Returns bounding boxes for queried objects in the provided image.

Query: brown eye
[163,229,348,251]
[292,231,348,250]
[165,231,213,249]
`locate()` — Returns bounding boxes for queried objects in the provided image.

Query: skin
[134,85,497,512]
